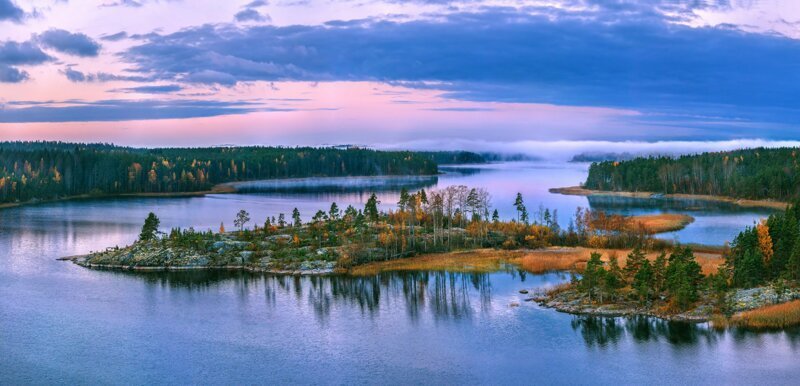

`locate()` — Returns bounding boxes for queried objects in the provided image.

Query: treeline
[0,142,438,204]
[415,151,487,164]
[584,147,800,201]
[206,186,658,268]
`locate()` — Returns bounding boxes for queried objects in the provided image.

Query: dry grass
[349,249,522,276]
[729,300,800,329]
[348,246,725,276]
[627,214,694,234]
[510,248,594,273]
[695,252,726,275]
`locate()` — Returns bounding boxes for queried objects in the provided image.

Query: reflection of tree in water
[572,315,721,348]
[571,316,625,347]
[308,275,333,321]
[587,195,776,215]
[117,269,496,322]
[729,326,800,349]
[107,269,254,291]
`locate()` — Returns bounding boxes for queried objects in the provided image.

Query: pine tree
[365,193,380,222]
[603,255,624,301]
[787,234,800,281]
[633,259,654,303]
[398,188,409,212]
[581,252,605,301]
[234,209,250,232]
[329,202,340,221]
[513,192,524,222]
[624,246,647,283]
[138,212,160,241]
[292,208,302,227]
[652,251,666,295]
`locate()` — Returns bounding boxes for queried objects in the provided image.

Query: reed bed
[627,214,695,234]
[729,300,800,329]
[348,247,725,276]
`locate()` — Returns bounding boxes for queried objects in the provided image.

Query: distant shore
[550,186,788,210]
[0,183,236,211]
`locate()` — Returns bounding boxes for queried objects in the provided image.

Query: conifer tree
[139,212,160,241]
[292,208,302,227]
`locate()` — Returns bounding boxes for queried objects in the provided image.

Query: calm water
[2,162,796,384]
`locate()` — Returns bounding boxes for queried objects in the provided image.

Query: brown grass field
[627,214,694,234]
[349,247,725,276]
[728,300,800,329]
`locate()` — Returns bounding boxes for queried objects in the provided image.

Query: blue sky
[1,0,800,151]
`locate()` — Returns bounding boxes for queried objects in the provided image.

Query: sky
[2,0,800,154]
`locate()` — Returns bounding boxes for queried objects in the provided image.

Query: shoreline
[0,184,237,210]
[550,186,788,210]
[63,246,799,327]
[65,254,334,275]
[531,287,711,323]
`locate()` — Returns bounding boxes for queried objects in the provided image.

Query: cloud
[0,64,27,82]
[100,31,129,41]
[0,40,51,80]
[60,66,152,82]
[234,8,270,22]
[0,99,278,122]
[0,0,23,22]
[181,69,239,86]
[112,84,184,93]
[244,0,268,8]
[100,0,143,7]
[0,40,52,65]
[119,7,800,135]
[37,29,101,57]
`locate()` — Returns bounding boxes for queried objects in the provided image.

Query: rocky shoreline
[529,284,800,323]
[63,234,339,275]
[531,288,711,322]
[66,255,334,275]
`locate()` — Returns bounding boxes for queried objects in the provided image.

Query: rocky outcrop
[70,233,340,275]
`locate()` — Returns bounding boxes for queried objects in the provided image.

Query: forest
[726,202,800,288]
[571,201,800,319]
[0,141,441,204]
[584,147,800,201]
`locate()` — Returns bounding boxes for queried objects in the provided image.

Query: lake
[1,162,797,384]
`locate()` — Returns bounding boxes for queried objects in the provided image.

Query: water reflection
[101,269,504,322]
[587,195,776,215]
[571,316,720,348]
[230,175,438,194]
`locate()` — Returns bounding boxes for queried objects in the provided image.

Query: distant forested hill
[584,147,800,201]
[415,151,487,164]
[0,142,438,204]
